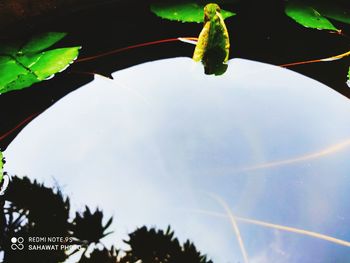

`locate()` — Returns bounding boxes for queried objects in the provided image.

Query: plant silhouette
[0,176,214,263]
[78,246,120,263]
[1,176,72,263]
[71,206,113,245]
[121,226,213,263]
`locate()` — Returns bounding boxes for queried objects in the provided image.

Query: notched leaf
[0,32,80,95]
[21,47,80,80]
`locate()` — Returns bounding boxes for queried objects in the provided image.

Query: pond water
[5,58,350,262]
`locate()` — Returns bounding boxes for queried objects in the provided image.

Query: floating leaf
[305,1,350,25]
[285,2,338,31]
[0,56,28,88]
[17,48,80,80]
[150,2,235,23]
[0,32,80,94]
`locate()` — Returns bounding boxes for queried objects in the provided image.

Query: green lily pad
[304,1,350,25]
[17,47,80,81]
[19,32,67,54]
[0,32,80,94]
[150,2,236,23]
[285,2,338,31]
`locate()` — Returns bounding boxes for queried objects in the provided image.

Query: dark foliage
[0,176,213,263]
[71,206,113,244]
[2,176,71,263]
[79,246,120,263]
[121,226,213,263]
[4,176,70,235]
[0,176,113,263]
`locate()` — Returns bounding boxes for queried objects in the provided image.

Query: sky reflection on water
[5,58,350,263]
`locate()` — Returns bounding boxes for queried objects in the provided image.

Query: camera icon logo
[11,237,24,250]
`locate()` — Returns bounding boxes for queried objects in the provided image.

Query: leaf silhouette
[79,246,120,263]
[121,226,180,263]
[1,176,214,262]
[71,206,113,245]
[2,176,70,263]
[4,176,70,235]
[0,32,80,94]
[180,240,213,263]
[121,226,212,263]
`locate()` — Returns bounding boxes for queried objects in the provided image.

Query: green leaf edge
[19,32,68,54]
[29,46,81,81]
[150,2,236,23]
[0,151,3,183]
[0,32,81,94]
[285,2,338,31]
[304,1,350,25]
